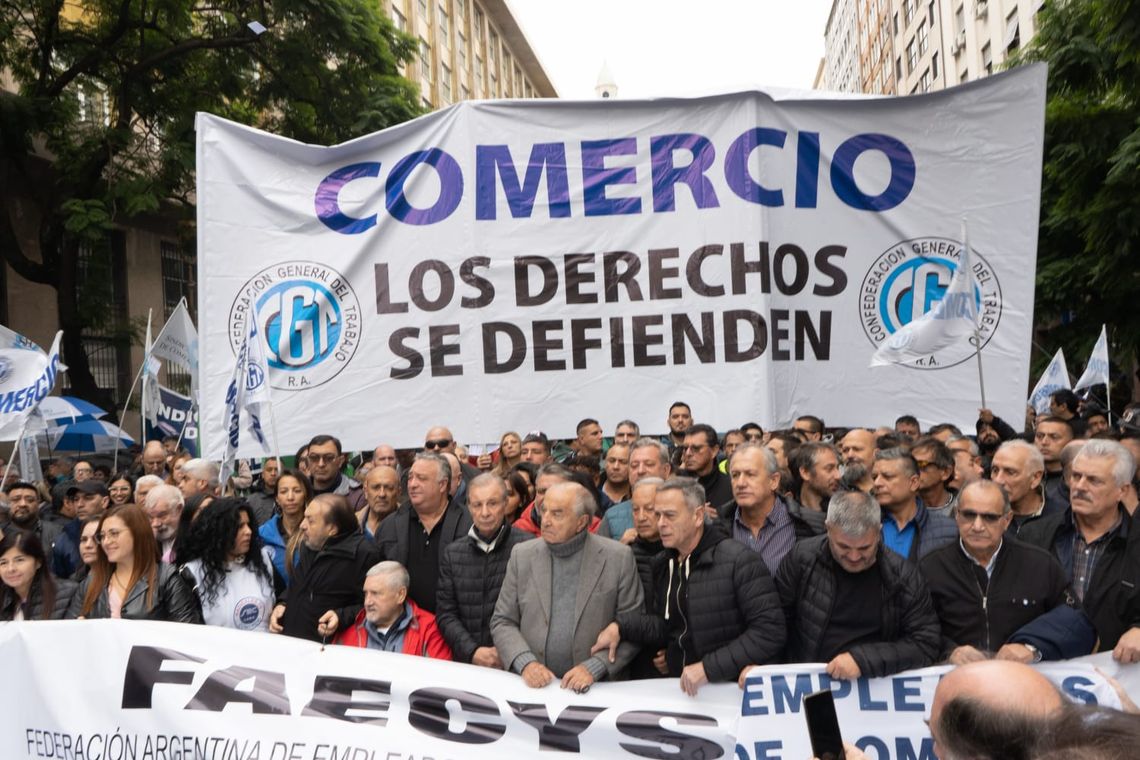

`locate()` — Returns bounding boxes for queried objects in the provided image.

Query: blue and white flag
[870,225,980,368]
[151,299,199,400]
[0,329,65,439]
[221,315,271,478]
[143,384,200,457]
[1074,324,1110,393]
[141,312,163,428]
[1028,348,1071,415]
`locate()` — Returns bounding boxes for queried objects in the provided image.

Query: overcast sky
[505,0,836,100]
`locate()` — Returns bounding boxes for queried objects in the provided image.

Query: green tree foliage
[1017,0,1140,399]
[0,0,422,410]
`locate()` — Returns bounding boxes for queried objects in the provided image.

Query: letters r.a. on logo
[229,263,362,390]
[859,236,1003,370]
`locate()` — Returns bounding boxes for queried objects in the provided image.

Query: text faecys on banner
[3,622,1136,760]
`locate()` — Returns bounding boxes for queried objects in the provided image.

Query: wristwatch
[1023,643,1043,663]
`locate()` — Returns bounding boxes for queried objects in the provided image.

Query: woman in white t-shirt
[182,498,279,631]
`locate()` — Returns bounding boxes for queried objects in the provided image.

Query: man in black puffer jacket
[593,477,785,695]
[775,489,941,679]
[270,494,381,642]
[436,474,533,668]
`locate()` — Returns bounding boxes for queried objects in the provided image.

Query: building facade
[823,0,1046,95]
[386,0,557,109]
[858,0,897,95]
[824,0,861,93]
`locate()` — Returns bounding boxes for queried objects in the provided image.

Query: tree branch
[129,32,258,75]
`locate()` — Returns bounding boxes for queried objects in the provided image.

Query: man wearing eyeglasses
[678,423,733,514]
[909,436,959,517]
[307,434,365,511]
[920,480,1087,666]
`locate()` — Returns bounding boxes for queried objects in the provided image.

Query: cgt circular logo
[859,237,1003,369]
[228,263,362,390]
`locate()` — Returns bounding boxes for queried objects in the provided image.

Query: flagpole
[112,355,147,474]
[2,414,30,486]
[252,312,283,473]
[141,309,153,446]
[974,331,987,409]
[962,218,987,408]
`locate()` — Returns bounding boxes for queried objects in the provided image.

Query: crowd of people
[1,389,1140,755]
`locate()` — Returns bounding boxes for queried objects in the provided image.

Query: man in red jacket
[334,561,451,660]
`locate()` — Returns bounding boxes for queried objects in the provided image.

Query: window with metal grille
[63,235,130,406]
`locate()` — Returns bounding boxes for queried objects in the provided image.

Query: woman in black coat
[67,504,201,623]
[0,530,75,620]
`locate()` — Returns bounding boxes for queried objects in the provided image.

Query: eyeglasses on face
[682,444,708,453]
[307,453,339,464]
[956,509,1004,524]
[424,439,452,450]
[96,528,127,543]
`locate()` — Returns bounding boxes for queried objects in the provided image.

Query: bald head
[840,428,877,469]
[141,441,168,476]
[423,426,455,454]
[931,661,1064,759]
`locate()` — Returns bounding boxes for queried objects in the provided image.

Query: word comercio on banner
[314,131,917,234]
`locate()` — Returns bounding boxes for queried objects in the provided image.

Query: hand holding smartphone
[803,689,845,760]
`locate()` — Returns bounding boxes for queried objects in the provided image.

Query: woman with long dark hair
[73,516,102,583]
[182,499,278,631]
[68,504,201,622]
[0,530,75,620]
[107,472,135,506]
[171,492,215,565]
[258,469,311,584]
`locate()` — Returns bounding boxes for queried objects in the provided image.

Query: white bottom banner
[0,622,1135,760]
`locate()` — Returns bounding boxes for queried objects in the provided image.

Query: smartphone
[803,689,845,760]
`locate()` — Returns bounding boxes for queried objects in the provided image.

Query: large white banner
[197,65,1046,454]
[1,621,739,759]
[1,622,1135,760]
[736,657,1131,760]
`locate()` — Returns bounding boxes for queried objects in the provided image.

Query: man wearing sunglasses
[307,434,365,512]
[920,479,1088,666]
[423,426,480,482]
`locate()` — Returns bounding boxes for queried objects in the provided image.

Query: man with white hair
[145,484,185,563]
[1021,439,1140,660]
[492,481,643,691]
[179,458,220,500]
[134,474,164,507]
[989,440,1049,535]
[333,561,452,659]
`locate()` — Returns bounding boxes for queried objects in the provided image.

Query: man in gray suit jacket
[492,482,643,691]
